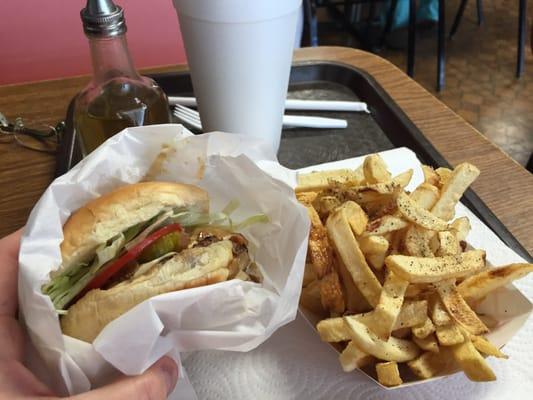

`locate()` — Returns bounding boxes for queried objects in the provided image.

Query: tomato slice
[83,223,183,294]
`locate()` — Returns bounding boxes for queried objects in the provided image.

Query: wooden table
[1,46,532,256]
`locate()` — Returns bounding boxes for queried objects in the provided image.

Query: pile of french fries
[297,154,533,387]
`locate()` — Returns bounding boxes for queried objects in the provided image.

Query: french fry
[436,231,461,256]
[327,206,382,307]
[376,361,403,387]
[296,191,318,205]
[388,228,405,255]
[339,341,374,372]
[317,317,349,342]
[408,351,448,379]
[344,317,420,362]
[303,263,316,287]
[356,299,428,333]
[393,300,428,330]
[362,182,401,195]
[300,280,326,316]
[458,263,533,306]
[413,333,439,353]
[396,192,448,231]
[450,216,471,242]
[451,338,496,382]
[306,206,332,279]
[320,271,346,315]
[364,215,409,236]
[431,163,480,221]
[319,312,383,343]
[334,255,372,314]
[371,270,409,339]
[470,335,508,359]
[435,279,489,335]
[385,250,486,283]
[412,317,436,339]
[366,200,398,221]
[436,324,464,346]
[358,235,389,255]
[430,296,453,326]
[421,165,439,186]
[410,183,440,210]
[363,154,391,184]
[334,183,398,207]
[405,283,433,299]
[392,327,412,338]
[319,311,394,343]
[305,205,332,279]
[392,169,413,188]
[340,201,369,235]
[435,167,453,188]
[296,167,364,192]
[359,235,389,272]
[429,233,440,254]
[367,253,387,270]
[312,195,341,220]
[404,226,434,257]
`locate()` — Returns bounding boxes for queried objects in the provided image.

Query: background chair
[449,0,528,77]
[303,0,446,91]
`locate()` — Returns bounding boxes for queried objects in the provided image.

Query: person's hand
[0,230,179,399]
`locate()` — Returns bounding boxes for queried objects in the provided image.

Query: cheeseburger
[43,182,261,342]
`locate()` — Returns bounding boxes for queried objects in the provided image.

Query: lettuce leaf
[170,200,268,230]
[43,233,126,310]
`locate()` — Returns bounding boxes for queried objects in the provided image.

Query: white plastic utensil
[173,105,348,130]
[168,96,369,113]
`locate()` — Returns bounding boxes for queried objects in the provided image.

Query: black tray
[56,62,532,261]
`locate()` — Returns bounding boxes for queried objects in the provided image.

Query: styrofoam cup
[173,0,302,152]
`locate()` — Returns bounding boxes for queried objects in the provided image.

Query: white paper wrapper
[18,124,309,397]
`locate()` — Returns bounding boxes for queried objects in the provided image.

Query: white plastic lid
[173,0,302,23]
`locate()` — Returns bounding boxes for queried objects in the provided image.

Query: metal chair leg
[517,0,527,77]
[476,0,484,26]
[304,0,319,47]
[437,0,446,91]
[365,2,377,37]
[407,0,416,77]
[380,0,399,48]
[449,0,468,39]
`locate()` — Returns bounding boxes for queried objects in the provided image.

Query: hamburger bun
[60,182,209,272]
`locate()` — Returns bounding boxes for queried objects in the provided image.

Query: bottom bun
[61,240,233,343]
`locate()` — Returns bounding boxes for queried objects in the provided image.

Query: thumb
[72,357,178,400]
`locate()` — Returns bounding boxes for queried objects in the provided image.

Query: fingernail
[158,357,179,395]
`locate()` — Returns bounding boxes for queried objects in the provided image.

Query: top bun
[60,182,209,271]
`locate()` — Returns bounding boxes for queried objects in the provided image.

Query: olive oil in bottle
[75,0,171,155]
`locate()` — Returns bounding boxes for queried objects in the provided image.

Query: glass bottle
[74,0,171,155]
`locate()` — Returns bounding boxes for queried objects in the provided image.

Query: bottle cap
[81,0,126,37]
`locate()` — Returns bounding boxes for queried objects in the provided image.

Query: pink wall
[0,0,186,85]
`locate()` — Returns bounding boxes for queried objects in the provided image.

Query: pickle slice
[138,231,188,263]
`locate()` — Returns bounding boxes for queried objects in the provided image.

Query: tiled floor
[312,0,533,166]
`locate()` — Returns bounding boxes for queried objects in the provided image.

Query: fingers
[0,229,22,317]
[0,316,24,361]
[72,357,178,400]
[0,359,55,397]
